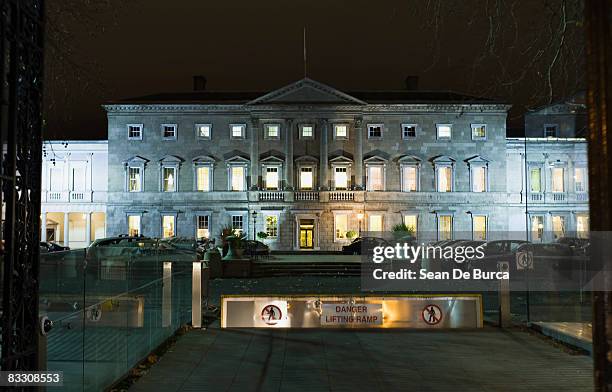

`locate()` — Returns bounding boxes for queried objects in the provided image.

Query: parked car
[40,241,69,253]
[242,240,270,256]
[342,237,389,255]
[481,240,529,257]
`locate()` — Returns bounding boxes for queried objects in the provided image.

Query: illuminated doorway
[299,219,314,249]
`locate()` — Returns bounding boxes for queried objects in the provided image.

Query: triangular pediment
[247,78,366,105]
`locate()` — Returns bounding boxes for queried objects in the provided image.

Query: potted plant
[346,230,357,240]
[257,231,269,241]
[392,223,415,241]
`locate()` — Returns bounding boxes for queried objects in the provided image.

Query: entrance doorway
[299,219,314,249]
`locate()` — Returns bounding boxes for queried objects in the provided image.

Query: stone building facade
[101,78,589,251]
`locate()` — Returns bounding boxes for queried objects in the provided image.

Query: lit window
[473,215,487,240]
[367,166,384,191]
[436,166,452,192]
[368,215,383,232]
[438,215,453,240]
[265,124,280,139]
[530,215,544,242]
[197,166,211,192]
[265,215,278,238]
[574,167,587,192]
[403,215,417,234]
[300,167,313,190]
[128,215,141,237]
[471,124,486,140]
[551,167,565,192]
[334,124,348,139]
[401,166,418,192]
[577,215,589,239]
[552,215,566,240]
[437,124,452,139]
[402,124,417,139]
[230,166,245,191]
[301,125,314,139]
[128,167,141,192]
[128,124,143,140]
[471,166,487,192]
[231,124,246,139]
[265,167,279,190]
[530,168,542,193]
[231,215,243,236]
[335,214,348,240]
[162,215,175,238]
[544,124,558,137]
[334,167,348,190]
[162,124,177,139]
[368,124,383,139]
[162,167,176,192]
[196,215,209,239]
[196,124,211,139]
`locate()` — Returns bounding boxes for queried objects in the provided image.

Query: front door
[299,219,314,249]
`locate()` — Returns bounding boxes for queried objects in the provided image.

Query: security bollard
[192,261,202,328]
[497,261,511,327]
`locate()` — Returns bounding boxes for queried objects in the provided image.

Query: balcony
[295,191,319,201]
[328,191,355,201]
[259,191,285,201]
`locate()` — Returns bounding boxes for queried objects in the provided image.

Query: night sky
[43,0,584,140]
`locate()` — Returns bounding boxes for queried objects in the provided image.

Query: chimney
[404,75,418,90]
[193,75,207,91]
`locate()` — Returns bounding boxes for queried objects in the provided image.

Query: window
[265,124,280,139]
[368,214,383,232]
[50,166,63,191]
[366,166,384,191]
[231,215,243,236]
[403,215,417,234]
[544,124,558,137]
[162,215,175,238]
[162,124,177,140]
[196,124,211,139]
[471,124,486,140]
[402,124,417,139]
[473,215,487,240]
[128,215,141,237]
[230,124,246,139]
[196,166,211,192]
[471,166,487,192]
[72,166,86,191]
[334,167,348,190]
[300,167,314,190]
[438,215,453,240]
[367,124,383,139]
[530,167,542,193]
[574,167,587,192]
[300,125,314,139]
[577,215,589,239]
[437,124,452,139]
[552,215,566,240]
[401,166,418,192]
[265,215,278,239]
[265,167,279,190]
[436,166,453,192]
[128,124,143,140]
[530,215,544,242]
[334,124,348,139]
[334,214,348,240]
[551,167,565,192]
[128,167,142,192]
[230,166,246,191]
[162,167,176,192]
[196,215,210,239]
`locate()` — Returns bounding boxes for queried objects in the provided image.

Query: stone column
[63,212,70,247]
[86,212,92,245]
[284,119,294,189]
[354,118,363,189]
[41,211,47,242]
[249,118,260,190]
[319,120,329,190]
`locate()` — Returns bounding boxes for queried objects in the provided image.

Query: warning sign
[261,304,282,325]
[321,303,383,326]
[516,250,534,270]
[422,304,442,325]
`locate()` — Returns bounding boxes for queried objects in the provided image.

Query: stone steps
[252,261,363,277]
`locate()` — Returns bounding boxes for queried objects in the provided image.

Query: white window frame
[529,214,545,242]
[435,165,454,192]
[128,166,142,193]
[262,164,282,190]
[127,214,142,237]
[400,164,419,192]
[332,165,351,190]
[402,213,418,235]
[161,166,178,192]
[437,214,454,240]
[471,214,488,240]
[264,213,279,240]
[264,123,281,140]
[195,123,212,140]
[195,213,211,240]
[529,165,543,193]
[299,124,315,140]
[333,212,350,242]
[401,124,417,140]
[194,164,213,192]
[127,124,143,141]
[298,166,315,190]
[367,124,384,139]
[333,123,349,140]
[161,213,177,239]
[551,165,566,193]
[574,166,588,193]
[124,157,148,193]
[436,124,452,140]
[365,164,386,191]
[576,213,589,239]
[471,124,487,141]
[230,123,246,140]
[367,214,384,232]
[228,164,248,191]
[469,164,488,192]
[231,214,245,236]
[161,124,177,140]
[551,214,567,240]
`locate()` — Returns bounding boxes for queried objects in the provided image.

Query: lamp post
[357,213,364,237]
[252,211,258,240]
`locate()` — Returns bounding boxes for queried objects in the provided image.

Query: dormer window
[162,124,177,140]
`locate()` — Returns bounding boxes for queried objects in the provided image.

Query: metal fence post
[498,261,511,327]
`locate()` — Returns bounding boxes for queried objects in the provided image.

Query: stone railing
[295,191,319,201]
[328,191,355,201]
[259,191,285,201]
